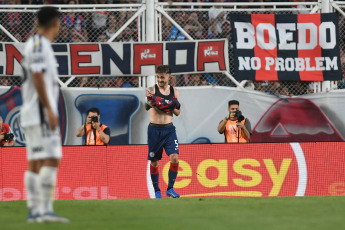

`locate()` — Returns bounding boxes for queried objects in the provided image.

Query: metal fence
[0,0,344,96]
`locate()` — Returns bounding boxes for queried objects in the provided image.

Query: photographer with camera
[0,115,15,147]
[75,108,110,145]
[217,100,251,143]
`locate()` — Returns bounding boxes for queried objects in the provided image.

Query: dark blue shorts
[147,123,179,161]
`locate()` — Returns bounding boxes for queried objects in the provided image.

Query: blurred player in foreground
[21,6,69,223]
[145,65,181,198]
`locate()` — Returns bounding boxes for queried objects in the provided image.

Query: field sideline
[0,196,344,230]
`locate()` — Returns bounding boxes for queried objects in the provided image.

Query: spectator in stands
[3,0,21,41]
[90,0,109,41]
[279,86,292,97]
[208,0,227,38]
[114,77,124,87]
[292,0,310,14]
[0,77,11,86]
[217,100,251,143]
[56,23,72,42]
[76,107,110,145]
[254,80,269,92]
[201,75,208,86]
[270,81,281,95]
[162,17,172,41]
[182,73,192,86]
[0,115,15,147]
[294,81,309,95]
[184,13,204,39]
[77,77,99,87]
[97,33,108,42]
[78,76,89,87]
[130,77,139,87]
[25,17,38,41]
[192,29,205,40]
[105,13,117,40]
[216,20,231,39]
[61,0,88,42]
[166,11,186,41]
[188,73,202,86]
[245,80,255,90]
[203,73,219,86]
[170,75,177,87]
[118,27,134,42]
[213,73,233,86]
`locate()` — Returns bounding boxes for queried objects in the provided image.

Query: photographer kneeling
[0,115,15,146]
[76,108,110,145]
[217,100,252,143]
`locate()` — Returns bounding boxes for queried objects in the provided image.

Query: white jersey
[21,34,59,128]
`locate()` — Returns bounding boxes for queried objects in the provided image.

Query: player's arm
[32,73,58,130]
[172,88,180,116]
[145,86,154,111]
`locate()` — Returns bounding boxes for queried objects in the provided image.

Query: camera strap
[93,128,97,145]
[84,124,87,145]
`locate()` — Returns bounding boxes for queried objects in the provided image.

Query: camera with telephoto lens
[3,133,14,141]
[91,116,98,123]
[234,110,242,118]
[234,110,245,122]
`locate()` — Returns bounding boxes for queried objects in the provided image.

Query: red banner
[1,143,345,201]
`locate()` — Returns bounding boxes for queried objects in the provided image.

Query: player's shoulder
[172,85,179,94]
[26,35,51,53]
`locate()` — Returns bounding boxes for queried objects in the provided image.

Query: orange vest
[85,124,108,145]
[224,118,248,143]
[0,123,10,146]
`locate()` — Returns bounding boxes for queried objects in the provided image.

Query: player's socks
[39,166,57,214]
[167,162,179,190]
[24,171,40,218]
[150,164,160,192]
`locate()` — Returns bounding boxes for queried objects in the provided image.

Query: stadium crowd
[0,0,343,96]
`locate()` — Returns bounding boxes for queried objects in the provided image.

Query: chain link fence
[0,1,341,96]
[0,4,143,88]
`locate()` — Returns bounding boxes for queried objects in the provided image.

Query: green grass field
[0,196,344,230]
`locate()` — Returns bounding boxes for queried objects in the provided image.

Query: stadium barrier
[1,142,345,201]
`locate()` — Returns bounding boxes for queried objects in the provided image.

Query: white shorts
[24,124,62,161]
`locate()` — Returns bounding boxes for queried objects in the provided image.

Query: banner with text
[231,13,341,81]
[0,40,229,77]
[1,142,345,201]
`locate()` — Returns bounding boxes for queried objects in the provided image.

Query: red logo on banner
[197,41,226,71]
[133,44,163,74]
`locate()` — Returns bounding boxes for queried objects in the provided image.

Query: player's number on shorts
[174,140,178,149]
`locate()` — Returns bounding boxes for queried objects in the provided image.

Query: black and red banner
[231,13,341,81]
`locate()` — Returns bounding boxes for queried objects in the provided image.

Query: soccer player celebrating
[145,65,181,199]
[21,7,69,223]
